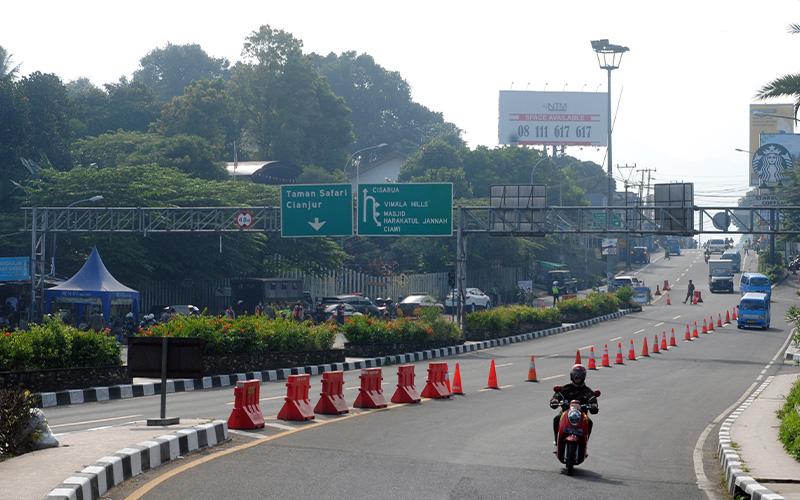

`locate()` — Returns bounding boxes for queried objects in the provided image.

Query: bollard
[314,371,349,415]
[277,374,315,421]
[228,380,265,429]
[354,368,388,409]
[391,365,421,404]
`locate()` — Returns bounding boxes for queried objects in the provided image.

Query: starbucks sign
[751,143,793,187]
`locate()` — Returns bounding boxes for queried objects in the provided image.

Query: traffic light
[448,271,456,288]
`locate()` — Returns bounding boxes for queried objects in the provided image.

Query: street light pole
[530,155,547,184]
[51,195,104,276]
[591,39,629,280]
[345,143,388,186]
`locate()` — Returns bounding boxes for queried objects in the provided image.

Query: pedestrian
[224,305,235,319]
[335,301,345,325]
[264,302,275,319]
[254,301,264,317]
[683,280,695,304]
[88,309,105,332]
[551,281,560,306]
[292,302,304,321]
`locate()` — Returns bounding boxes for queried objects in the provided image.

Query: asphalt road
[44,250,798,499]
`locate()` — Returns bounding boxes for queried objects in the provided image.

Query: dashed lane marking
[654,322,664,327]
[633,329,645,335]
[495,362,514,368]
[673,315,681,320]
[541,374,565,381]
[609,336,622,342]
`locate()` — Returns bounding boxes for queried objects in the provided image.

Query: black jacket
[551,383,598,410]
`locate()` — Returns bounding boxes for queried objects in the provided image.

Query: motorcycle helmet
[570,364,587,386]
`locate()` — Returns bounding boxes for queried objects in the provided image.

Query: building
[346,152,407,188]
[224,161,301,184]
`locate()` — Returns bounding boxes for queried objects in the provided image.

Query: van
[720,250,741,272]
[706,239,727,254]
[740,272,771,300]
[737,292,770,329]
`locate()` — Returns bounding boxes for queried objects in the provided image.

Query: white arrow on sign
[308,218,326,231]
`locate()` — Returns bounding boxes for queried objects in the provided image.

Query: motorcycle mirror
[553,385,562,392]
[594,390,601,397]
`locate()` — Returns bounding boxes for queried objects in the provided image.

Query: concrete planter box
[0,365,130,393]
[200,349,345,376]
[343,340,464,358]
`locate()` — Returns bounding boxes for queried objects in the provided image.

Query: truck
[230,278,314,316]
[708,259,735,293]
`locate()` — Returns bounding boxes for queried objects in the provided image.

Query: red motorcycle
[551,386,600,475]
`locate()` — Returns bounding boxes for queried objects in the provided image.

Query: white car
[706,239,727,254]
[445,288,492,312]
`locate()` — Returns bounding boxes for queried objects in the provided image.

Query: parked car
[321,295,381,317]
[607,275,641,292]
[444,288,492,312]
[323,303,363,321]
[631,246,650,264]
[397,294,444,317]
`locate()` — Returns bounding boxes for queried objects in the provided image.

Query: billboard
[654,183,694,235]
[0,257,30,282]
[498,91,608,147]
[749,103,795,186]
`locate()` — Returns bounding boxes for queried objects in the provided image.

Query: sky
[3,0,799,214]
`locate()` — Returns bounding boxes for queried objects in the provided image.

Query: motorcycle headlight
[568,409,582,425]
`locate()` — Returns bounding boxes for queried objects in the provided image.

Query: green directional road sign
[280,184,353,237]
[357,183,453,236]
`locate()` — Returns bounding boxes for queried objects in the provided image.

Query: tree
[410,167,473,198]
[0,45,20,80]
[156,79,237,155]
[71,130,226,180]
[399,139,463,180]
[232,25,353,168]
[134,43,230,102]
[17,72,72,169]
[757,23,800,113]
[0,78,31,212]
[103,78,159,132]
[66,78,111,137]
[310,51,461,154]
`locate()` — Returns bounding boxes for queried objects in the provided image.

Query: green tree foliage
[66,78,112,137]
[410,167,473,198]
[757,23,800,112]
[71,130,226,180]
[232,25,353,168]
[17,72,73,168]
[399,139,464,180]
[134,43,230,102]
[0,78,31,211]
[310,51,461,154]
[156,79,237,155]
[0,45,20,80]
[103,78,159,132]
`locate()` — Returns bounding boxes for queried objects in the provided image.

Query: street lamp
[345,143,388,186]
[51,195,104,276]
[530,155,547,184]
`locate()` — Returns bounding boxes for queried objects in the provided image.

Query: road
[44,250,798,499]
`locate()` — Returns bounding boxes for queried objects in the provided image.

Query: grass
[777,377,800,461]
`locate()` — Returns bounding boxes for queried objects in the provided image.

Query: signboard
[0,257,30,281]
[280,184,353,237]
[760,132,800,159]
[601,238,618,256]
[489,184,547,233]
[234,209,254,229]
[654,183,694,234]
[357,183,452,236]
[751,143,793,187]
[749,103,795,186]
[498,91,608,146]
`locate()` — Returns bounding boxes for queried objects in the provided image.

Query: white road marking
[51,414,143,429]
[633,329,645,334]
[544,353,559,359]
[609,336,622,342]
[673,315,681,320]
[578,345,594,351]
[228,429,268,439]
[495,362,513,368]
[541,374,565,381]
[86,425,113,432]
[654,322,664,327]
[264,422,297,431]
[675,278,681,282]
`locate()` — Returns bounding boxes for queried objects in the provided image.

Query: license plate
[566,428,583,436]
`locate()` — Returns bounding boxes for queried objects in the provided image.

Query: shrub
[464,305,561,341]
[558,292,620,323]
[0,318,121,372]
[144,315,336,354]
[615,287,634,309]
[0,388,37,457]
[342,314,461,346]
[778,377,800,461]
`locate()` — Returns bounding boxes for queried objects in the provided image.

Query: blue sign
[0,257,30,281]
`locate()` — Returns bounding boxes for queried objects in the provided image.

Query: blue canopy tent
[44,247,140,323]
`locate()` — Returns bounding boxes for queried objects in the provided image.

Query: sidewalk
[730,372,800,499]
[0,418,212,500]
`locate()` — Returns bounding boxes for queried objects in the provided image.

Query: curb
[717,376,785,500]
[45,421,228,500]
[37,310,632,408]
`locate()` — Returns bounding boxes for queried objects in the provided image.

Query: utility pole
[618,164,636,269]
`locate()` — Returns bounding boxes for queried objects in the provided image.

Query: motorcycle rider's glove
[589,404,599,415]
[549,399,560,409]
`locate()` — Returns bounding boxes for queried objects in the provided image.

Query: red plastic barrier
[391,365,421,404]
[353,368,388,409]
[421,362,452,399]
[227,380,265,430]
[314,371,349,415]
[277,374,315,421]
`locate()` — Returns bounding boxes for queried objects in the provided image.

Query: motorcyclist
[550,364,599,445]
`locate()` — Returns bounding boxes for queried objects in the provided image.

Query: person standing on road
[551,281,560,306]
[684,280,695,304]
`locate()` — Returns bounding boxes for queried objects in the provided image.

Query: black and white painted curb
[37,310,631,408]
[717,376,784,500]
[45,421,227,500]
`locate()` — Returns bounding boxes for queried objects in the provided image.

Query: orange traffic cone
[702,319,708,334]
[732,307,738,321]
[641,337,650,357]
[526,357,538,382]
[652,335,660,354]
[725,310,731,324]
[708,316,715,332]
[665,292,671,305]
[693,321,699,338]
[445,367,452,392]
[602,344,611,367]
[663,280,671,291]
[684,324,692,341]
[628,339,637,360]
[717,313,723,328]
[615,342,625,365]
[588,347,597,370]
[452,362,464,394]
[575,349,582,365]
[655,285,661,296]
[670,328,678,347]
[660,331,668,351]
[486,359,499,389]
